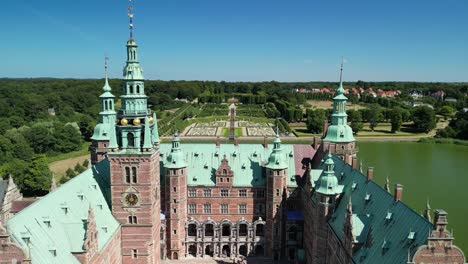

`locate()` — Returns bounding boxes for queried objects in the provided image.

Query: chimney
[313,137,318,150]
[352,157,358,170]
[263,137,268,149]
[234,137,239,147]
[394,184,403,202]
[322,120,329,137]
[367,167,374,181]
[216,136,221,147]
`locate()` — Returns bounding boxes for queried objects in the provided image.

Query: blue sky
[2,0,468,81]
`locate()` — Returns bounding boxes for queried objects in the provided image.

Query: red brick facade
[109,151,161,264]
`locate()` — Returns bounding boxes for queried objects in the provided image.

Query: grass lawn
[221,128,243,137]
[47,142,90,183]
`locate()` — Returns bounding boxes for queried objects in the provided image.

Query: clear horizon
[3,0,468,82]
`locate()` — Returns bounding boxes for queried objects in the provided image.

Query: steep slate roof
[323,155,432,264]
[6,159,120,264]
[159,143,312,187]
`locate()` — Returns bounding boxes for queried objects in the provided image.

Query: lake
[357,141,468,254]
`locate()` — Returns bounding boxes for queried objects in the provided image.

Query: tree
[74,162,86,174]
[348,110,363,134]
[368,104,382,131]
[389,107,403,133]
[82,159,89,168]
[66,168,76,179]
[412,106,436,133]
[306,109,327,134]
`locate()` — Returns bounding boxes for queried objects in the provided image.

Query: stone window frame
[239,189,247,197]
[188,189,197,197]
[221,189,229,197]
[238,203,247,214]
[203,203,212,214]
[203,189,212,197]
[220,204,228,214]
[188,204,197,214]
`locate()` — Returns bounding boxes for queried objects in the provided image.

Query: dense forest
[0,78,466,195]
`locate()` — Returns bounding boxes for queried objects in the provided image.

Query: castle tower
[164,134,187,260]
[312,153,344,263]
[106,2,161,262]
[90,59,117,165]
[265,132,288,259]
[322,60,357,165]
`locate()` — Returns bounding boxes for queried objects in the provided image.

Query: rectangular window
[189,204,197,214]
[132,249,138,259]
[125,167,131,183]
[173,208,177,213]
[239,204,247,214]
[221,204,228,214]
[128,215,138,224]
[239,189,247,197]
[188,189,197,197]
[131,167,137,183]
[276,189,280,196]
[256,190,265,198]
[204,203,211,214]
[221,189,229,197]
[204,189,211,197]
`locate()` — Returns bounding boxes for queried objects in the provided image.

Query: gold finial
[128,0,134,39]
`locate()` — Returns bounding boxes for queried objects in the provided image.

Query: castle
[0,4,466,264]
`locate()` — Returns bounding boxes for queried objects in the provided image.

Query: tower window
[132,167,137,183]
[129,85,134,94]
[127,133,135,147]
[173,187,177,192]
[125,167,131,183]
[173,208,177,213]
[276,189,280,196]
[132,249,138,259]
[136,85,140,94]
[128,215,138,224]
[104,100,108,110]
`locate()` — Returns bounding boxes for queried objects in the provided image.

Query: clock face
[125,193,138,206]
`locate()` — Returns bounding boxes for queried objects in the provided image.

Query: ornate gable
[215,155,234,187]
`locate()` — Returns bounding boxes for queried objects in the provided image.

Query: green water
[357,141,468,254]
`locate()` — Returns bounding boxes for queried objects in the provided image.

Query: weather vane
[340,56,344,84]
[128,0,134,39]
[105,56,109,76]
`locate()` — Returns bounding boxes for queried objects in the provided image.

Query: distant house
[410,90,424,99]
[431,90,446,100]
[0,176,24,223]
[48,108,56,116]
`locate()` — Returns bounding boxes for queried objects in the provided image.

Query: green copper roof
[165,134,187,169]
[266,134,288,170]
[91,123,111,141]
[159,143,300,187]
[322,155,432,264]
[323,71,355,143]
[314,153,343,195]
[152,112,160,144]
[6,159,120,264]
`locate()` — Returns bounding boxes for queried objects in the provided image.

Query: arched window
[127,133,135,147]
[223,169,227,175]
[104,100,108,110]
[239,224,248,236]
[205,224,214,236]
[129,85,134,94]
[222,224,230,236]
[125,167,131,183]
[256,224,264,236]
[136,85,140,94]
[188,224,197,236]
